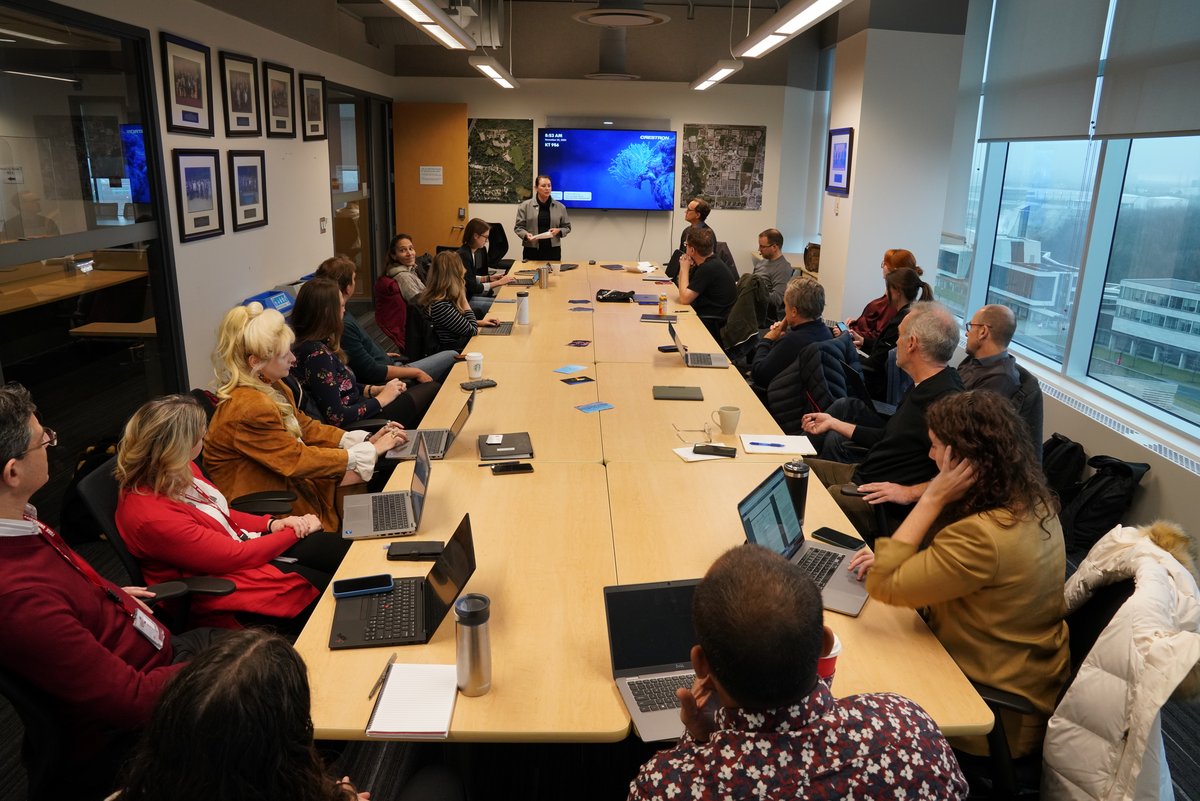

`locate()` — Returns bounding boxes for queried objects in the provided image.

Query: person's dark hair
[926,391,1058,530]
[462,218,491,248]
[883,248,920,275]
[785,277,824,320]
[121,629,351,801]
[0,383,36,467]
[759,228,783,248]
[535,174,552,190]
[885,266,933,305]
[291,278,346,361]
[693,545,824,708]
[685,226,715,257]
[689,197,711,222]
[314,256,356,295]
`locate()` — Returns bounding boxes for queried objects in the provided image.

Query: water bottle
[516,291,530,325]
[538,265,550,289]
[455,594,492,696]
[782,461,810,528]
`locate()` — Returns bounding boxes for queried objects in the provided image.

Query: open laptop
[737,467,869,616]
[329,513,477,649]
[603,579,700,742]
[387,391,475,460]
[341,437,432,539]
[476,321,514,336]
[668,322,729,369]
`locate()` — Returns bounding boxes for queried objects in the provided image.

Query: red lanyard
[31,517,139,619]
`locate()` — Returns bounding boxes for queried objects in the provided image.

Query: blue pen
[749,441,784,447]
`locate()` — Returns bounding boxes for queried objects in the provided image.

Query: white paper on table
[636,261,655,272]
[738,434,816,455]
[366,663,458,739]
[673,446,726,462]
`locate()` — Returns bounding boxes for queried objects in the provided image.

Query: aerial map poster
[680,124,766,210]
[467,118,533,203]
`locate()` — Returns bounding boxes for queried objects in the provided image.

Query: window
[986,140,1100,362]
[1088,135,1200,428]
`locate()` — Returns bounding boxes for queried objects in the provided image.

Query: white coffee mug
[711,406,741,435]
[465,351,484,379]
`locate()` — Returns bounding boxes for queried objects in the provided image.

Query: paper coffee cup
[817,626,842,681]
[465,352,484,379]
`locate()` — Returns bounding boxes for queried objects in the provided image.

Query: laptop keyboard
[478,321,514,335]
[421,429,449,454]
[629,673,695,712]
[371,494,411,531]
[687,352,713,366]
[796,548,844,589]
[362,580,418,641]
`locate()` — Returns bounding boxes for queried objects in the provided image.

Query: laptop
[477,321,514,336]
[668,322,729,369]
[603,579,700,742]
[737,467,869,616]
[341,437,432,539]
[329,513,477,649]
[388,392,475,461]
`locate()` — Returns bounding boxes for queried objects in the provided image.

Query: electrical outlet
[319,216,328,233]
[458,207,466,219]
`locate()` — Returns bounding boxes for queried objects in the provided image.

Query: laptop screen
[737,468,803,556]
[449,391,475,438]
[668,321,685,355]
[604,581,699,672]
[410,436,431,526]
[425,514,477,631]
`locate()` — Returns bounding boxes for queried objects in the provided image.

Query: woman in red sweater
[115,395,347,630]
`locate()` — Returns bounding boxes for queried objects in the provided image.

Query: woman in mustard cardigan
[203,302,405,533]
[849,390,1070,759]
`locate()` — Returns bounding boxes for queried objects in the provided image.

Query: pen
[367,653,397,700]
[749,442,784,447]
[479,461,519,467]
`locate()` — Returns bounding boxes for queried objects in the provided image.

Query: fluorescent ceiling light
[382,0,475,50]
[389,0,433,24]
[689,59,743,91]
[3,69,77,84]
[0,26,65,45]
[734,0,844,59]
[469,55,519,89]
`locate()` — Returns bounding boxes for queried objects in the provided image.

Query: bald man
[959,304,1020,397]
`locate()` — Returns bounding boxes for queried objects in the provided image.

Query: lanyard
[31,517,139,619]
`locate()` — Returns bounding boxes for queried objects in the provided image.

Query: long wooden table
[294,260,992,742]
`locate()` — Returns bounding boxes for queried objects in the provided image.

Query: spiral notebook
[365,663,458,739]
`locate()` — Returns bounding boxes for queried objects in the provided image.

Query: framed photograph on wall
[263,61,296,138]
[299,73,327,141]
[228,150,268,231]
[825,127,853,197]
[172,149,223,242]
[219,51,261,137]
[160,33,214,136]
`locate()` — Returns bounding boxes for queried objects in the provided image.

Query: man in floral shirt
[628,546,967,800]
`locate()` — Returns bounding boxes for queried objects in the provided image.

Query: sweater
[426,299,478,351]
[750,319,833,388]
[342,312,394,385]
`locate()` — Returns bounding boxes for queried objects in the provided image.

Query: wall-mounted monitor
[119,123,151,204]
[537,128,676,211]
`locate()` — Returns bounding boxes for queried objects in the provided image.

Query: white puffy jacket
[1042,522,1200,800]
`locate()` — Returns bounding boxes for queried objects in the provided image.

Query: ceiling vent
[584,28,640,80]
[573,0,669,28]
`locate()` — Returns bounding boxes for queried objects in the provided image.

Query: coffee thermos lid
[455,593,490,625]
[783,460,809,478]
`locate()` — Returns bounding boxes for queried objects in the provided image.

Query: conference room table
[293,260,993,743]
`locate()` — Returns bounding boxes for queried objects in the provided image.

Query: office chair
[485,222,513,270]
[76,456,235,630]
[280,375,389,434]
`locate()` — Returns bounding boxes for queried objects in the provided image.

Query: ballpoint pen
[749,442,784,447]
[367,653,397,700]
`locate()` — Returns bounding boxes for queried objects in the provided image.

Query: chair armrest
[178,577,236,597]
[230,498,293,516]
[345,418,388,433]
[971,681,1037,715]
[145,581,189,602]
[232,489,296,504]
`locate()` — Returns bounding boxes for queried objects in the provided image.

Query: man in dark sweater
[749,277,832,389]
[801,302,963,540]
[676,227,736,326]
[666,197,716,280]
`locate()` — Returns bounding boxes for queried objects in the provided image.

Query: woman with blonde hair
[203,303,404,533]
[418,250,502,352]
[115,395,340,630]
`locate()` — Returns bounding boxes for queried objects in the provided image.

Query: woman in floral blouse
[290,278,438,429]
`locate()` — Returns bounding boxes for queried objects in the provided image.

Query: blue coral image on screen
[119,124,151,204]
[538,128,676,211]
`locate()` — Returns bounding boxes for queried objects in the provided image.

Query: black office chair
[1012,365,1044,462]
[76,456,235,630]
[280,375,389,434]
[486,222,513,270]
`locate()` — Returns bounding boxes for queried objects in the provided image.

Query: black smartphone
[492,462,534,475]
[811,527,865,551]
[331,574,394,598]
[657,344,679,353]
[840,485,868,497]
[693,444,736,458]
[387,541,445,561]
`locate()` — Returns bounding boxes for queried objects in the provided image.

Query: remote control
[460,379,497,391]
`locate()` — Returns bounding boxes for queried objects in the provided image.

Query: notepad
[366,663,458,739]
[738,434,816,455]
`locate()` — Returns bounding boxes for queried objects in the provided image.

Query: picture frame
[219,51,261,137]
[228,150,268,232]
[262,61,296,139]
[299,73,327,141]
[825,127,853,197]
[160,33,214,136]
[172,148,224,243]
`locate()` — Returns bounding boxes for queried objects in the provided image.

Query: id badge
[132,608,166,650]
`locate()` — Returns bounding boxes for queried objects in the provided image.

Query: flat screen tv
[537,128,676,211]
[119,123,151,204]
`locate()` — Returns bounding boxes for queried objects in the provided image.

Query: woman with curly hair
[849,390,1069,759]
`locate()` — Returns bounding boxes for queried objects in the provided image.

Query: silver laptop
[603,579,700,742]
[476,321,514,336]
[668,322,729,369]
[387,391,475,460]
[738,467,869,616]
[341,437,432,539]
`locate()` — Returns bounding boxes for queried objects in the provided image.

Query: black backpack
[1042,433,1087,500]
[1060,455,1151,557]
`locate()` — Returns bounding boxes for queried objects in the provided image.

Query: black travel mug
[783,460,809,528]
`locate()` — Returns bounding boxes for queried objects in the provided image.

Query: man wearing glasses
[752,228,798,311]
[666,197,717,280]
[0,384,212,796]
[960,304,1021,398]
